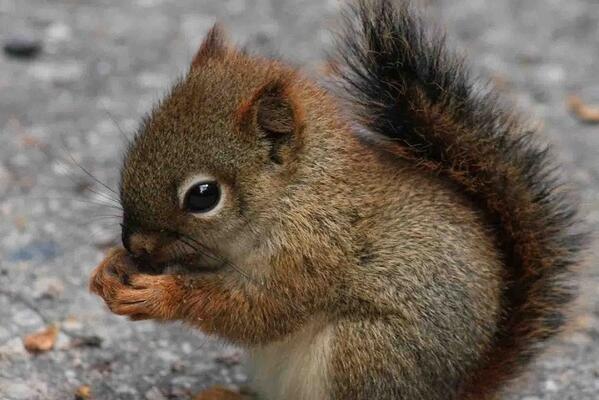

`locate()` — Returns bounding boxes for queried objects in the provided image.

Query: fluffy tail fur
[331,0,586,397]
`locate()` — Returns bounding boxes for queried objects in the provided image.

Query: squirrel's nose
[121,226,175,273]
[121,218,160,257]
[125,232,160,257]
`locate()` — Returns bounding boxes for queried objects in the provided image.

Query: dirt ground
[1,0,598,399]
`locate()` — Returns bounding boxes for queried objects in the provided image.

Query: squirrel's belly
[247,315,333,400]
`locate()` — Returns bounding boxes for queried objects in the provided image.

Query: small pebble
[544,379,559,392]
[3,35,42,59]
[145,387,167,400]
[70,335,104,348]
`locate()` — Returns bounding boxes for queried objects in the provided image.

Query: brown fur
[89,2,584,399]
[329,1,586,397]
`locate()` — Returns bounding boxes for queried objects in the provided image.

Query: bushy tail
[331,0,586,397]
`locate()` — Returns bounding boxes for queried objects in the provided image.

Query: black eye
[183,181,221,213]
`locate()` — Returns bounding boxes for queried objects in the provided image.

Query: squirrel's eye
[183,181,221,213]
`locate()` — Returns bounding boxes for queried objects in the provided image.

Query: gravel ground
[1,0,598,399]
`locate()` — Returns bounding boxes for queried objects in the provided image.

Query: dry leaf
[23,325,59,353]
[567,95,599,124]
[21,135,46,149]
[75,385,91,400]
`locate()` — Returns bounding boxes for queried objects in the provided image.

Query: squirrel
[89,1,586,399]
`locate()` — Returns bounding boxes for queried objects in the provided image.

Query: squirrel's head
[119,25,342,274]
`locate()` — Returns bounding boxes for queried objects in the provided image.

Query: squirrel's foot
[193,386,249,400]
[89,247,185,321]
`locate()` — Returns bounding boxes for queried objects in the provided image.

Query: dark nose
[121,221,159,256]
[127,233,160,257]
[121,228,164,273]
[121,214,160,256]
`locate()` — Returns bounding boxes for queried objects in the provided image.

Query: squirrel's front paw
[89,247,136,300]
[89,247,185,321]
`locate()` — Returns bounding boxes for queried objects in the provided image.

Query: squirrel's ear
[191,24,229,68]
[238,77,303,164]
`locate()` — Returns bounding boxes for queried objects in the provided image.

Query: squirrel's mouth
[132,250,226,275]
[164,253,226,275]
[124,234,228,276]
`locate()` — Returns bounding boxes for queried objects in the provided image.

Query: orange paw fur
[89,247,185,321]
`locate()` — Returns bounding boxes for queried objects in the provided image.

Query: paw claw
[90,249,184,321]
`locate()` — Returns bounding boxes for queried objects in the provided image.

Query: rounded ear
[256,81,296,136]
[237,77,304,165]
[191,23,230,69]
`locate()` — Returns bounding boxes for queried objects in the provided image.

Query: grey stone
[0,380,40,399]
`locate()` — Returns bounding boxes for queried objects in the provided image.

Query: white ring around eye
[178,173,226,218]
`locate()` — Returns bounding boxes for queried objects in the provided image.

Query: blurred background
[1,0,598,399]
